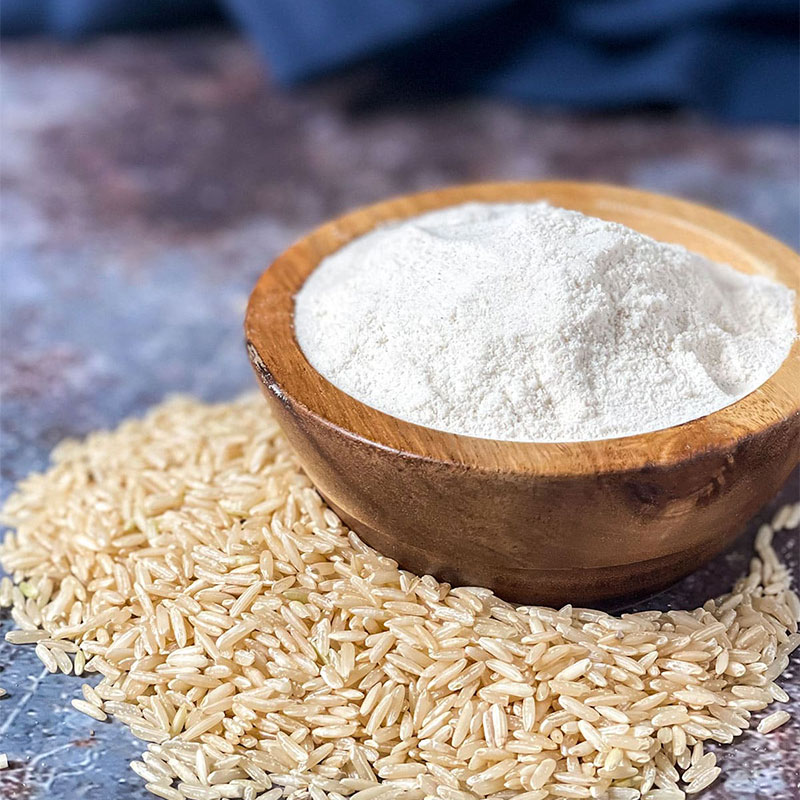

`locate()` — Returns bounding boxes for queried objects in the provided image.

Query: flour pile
[294,203,796,442]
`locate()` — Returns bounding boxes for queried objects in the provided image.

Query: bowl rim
[245,180,800,477]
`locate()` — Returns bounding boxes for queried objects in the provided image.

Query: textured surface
[0,32,798,800]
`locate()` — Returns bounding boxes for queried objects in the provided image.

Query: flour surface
[294,202,797,442]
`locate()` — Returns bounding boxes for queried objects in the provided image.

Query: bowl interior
[245,181,800,477]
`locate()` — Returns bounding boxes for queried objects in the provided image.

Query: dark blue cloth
[1,0,221,36]
[3,0,798,123]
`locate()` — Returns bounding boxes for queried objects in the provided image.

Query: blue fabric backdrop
[3,0,798,122]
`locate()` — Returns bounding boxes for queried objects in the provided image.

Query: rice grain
[1,396,797,800]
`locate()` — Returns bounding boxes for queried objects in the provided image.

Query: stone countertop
[1,32,798,800]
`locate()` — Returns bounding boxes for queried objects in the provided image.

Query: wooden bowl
[245,182,800,607]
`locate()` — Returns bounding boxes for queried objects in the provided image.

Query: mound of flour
[294,202,796,442]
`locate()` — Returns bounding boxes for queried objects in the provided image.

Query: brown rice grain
[756,710,790,734]
[1,395,797,800]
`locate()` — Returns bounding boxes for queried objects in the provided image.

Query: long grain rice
[1,395,798,800]
[756,709,791,734]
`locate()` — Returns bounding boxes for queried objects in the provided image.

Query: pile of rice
[1,395,798,800]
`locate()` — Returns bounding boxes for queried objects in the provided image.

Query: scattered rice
[756,709,791,734]
[0,754,7,770]
[0,394,798,800]
[4,629,48,644]
[71,697,109,722]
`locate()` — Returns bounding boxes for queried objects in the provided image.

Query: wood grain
[245,181,800,605]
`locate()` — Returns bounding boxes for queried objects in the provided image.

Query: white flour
[294,202,796,442]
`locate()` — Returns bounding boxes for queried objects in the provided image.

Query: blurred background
[1,4,799,796]
[3,0,799,447]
